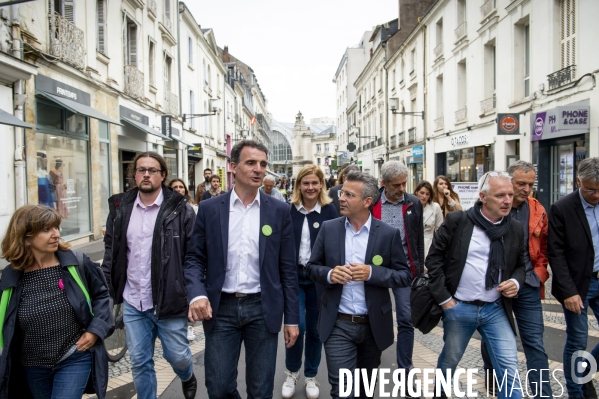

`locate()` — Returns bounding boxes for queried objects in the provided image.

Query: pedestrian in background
[0,205,112,399]
[414,181,443,260]
[195,183,206,205]
[102,152,197,399]
[203,168,213,191]
[370,161,424,395]
[261,175,286,202]
[328,165,361,215]
[549,157,599,399]
[282,165,338,399]
[169,178,198,214]
[202,174,226,200]
[432,175,462,219]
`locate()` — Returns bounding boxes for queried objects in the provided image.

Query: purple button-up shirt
[123,189,164,311]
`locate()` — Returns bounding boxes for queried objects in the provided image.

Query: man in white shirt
[185,140,299,399]
[426,172,526,399]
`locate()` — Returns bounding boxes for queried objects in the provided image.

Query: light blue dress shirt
[328,216,373,315]
[579,190,599,272]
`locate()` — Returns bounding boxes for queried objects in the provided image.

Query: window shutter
[165,0,171,20]
[560,0,577,69]
[129,23,137,67]
[97,0,106,54]
[62,0,74,23]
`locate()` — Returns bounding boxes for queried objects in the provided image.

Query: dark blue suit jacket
[307,216,411,351]
[290,203,338,265]
[184,191,299,334]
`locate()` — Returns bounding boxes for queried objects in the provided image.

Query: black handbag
[410,273,443,334]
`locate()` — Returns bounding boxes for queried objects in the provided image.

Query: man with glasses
[102,152,197,399]
[549,157,599,399]
[480,161,552,398]
[308,171,412,398]
[427,171,525,399]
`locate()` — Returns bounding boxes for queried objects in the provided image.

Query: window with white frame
[188,37,193,65]
[164,53,172,92]
[189,90,195,129]
[124,16,137,67]
[49,0,75,23]
[560,0,576,69]
[96,0,106,54]
[524,24,530,96]
[148,39,156,86]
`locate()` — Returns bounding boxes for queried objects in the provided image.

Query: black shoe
[583,380,598,399]
[182,373,197,399]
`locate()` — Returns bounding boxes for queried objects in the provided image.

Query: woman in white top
[414,181,444,261]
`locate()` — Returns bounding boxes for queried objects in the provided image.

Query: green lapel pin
[262,225,272,236]
[372,255,383,266]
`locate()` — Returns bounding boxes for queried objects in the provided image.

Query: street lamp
[389,97,425,119]
[182,99,220,123]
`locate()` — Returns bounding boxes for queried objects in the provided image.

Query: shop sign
[161,115,172,138]
[36,75,91,106]
[531,101,589,141]
[451,134,469,146]
[452,182,479,210]
[408,145,423,164]
[189,143,203,156]
[120,106,149,126]
[497,113,520,135]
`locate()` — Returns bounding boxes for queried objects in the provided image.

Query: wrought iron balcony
[398,131,405,147]
[124,65,144,99]
[455,22,467,42]
[148,0,157,17]
[434,43,443,60]
[455,107,467,124]
[165,91,179,115]
[480,0,496,19]
[408,127,416,144]
[547,65,576,90]
[480,95,496,114]
[434,116,444,132]
[49,12,85,70]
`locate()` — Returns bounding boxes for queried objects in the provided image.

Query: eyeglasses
[338,189,358,199]
[479,171,510,191]
[135,168,162,175]
[580,185,599,195]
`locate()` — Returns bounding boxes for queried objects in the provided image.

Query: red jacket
[527,197,549,299]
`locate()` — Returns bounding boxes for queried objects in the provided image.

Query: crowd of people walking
[1,139,599,399]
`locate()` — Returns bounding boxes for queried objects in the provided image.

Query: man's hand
[441,299,457,310]
[564,294,584,314]
[284,325,299,348]
[189,298,212,322]
[76,332,98,351]
[497,280,519,298]
[349,263,371,282]
[330,265,353,285]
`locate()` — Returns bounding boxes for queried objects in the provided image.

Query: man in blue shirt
[549,157,599,399]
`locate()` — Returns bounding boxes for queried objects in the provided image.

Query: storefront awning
[121,116,170,140]
[0,107,32,129]
[36,92,122,125]
[169,135,195,148]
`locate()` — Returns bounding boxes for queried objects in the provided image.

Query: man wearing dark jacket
[329,165,360,214]
[370,161,423,389]
[427,172,525,399]
[102,152,197,399]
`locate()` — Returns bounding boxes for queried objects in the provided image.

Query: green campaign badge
[262,225,272,236]
[372,255,383,266]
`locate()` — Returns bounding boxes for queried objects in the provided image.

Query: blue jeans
[323,318,382,399]
[205,293,279,399]
[285,269,322,377]
[392,286,414,371]
[24,349,91,399]
[437,298,522,399]
[481,284,552,398]
[563,276,599,399]
[123,301,193,399]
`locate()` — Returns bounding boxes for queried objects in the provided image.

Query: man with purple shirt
[102,152,197,399]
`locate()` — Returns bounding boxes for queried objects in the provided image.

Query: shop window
[164,146,178,183]
[445,146,493,183]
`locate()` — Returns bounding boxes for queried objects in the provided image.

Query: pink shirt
[123,189,164,311]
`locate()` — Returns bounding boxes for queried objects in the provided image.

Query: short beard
[139,183,160,194]
[205,176,211,183]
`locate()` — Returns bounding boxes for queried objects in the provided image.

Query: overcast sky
[186,1,398,124]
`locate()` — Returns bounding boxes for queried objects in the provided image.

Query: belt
[337,313,370,324]
[221,292,261,298]
[454,298,492,307]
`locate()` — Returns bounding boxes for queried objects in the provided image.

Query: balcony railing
[480,0,496,19]
[148,0,157,16]
[455,22,467,42]
[455,107,467,124]
[49,12,85,70]
[398,132,405,147]
[480,95,496,114]
[547,65,577,90]
[434,43,443,59]
[165,91,179,115]
[408,127,416,144]
[163,15,172,32]
[434,116,444,132]
[124,65,144,99]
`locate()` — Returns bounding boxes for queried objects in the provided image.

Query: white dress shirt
[222,189,262,293]
[449,211,520,304]
[328,216,373,315]
[296,202,322,266]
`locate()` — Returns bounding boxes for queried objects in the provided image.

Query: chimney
[223,45,229,62]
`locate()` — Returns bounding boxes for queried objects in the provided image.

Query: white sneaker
[187,326,196,341]
[304,377,320,399]
[282,370,299,398]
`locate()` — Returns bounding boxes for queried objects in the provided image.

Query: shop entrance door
[549,140,587,203]
[121,150,138,192]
